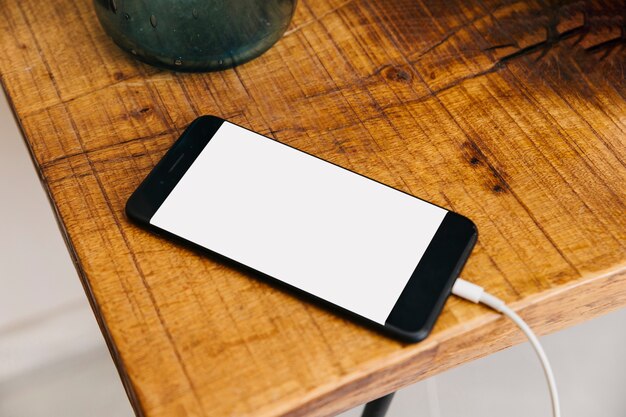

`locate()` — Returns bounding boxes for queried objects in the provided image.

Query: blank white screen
[151,122,447,324]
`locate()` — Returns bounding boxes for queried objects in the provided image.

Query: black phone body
[126,116,477,342]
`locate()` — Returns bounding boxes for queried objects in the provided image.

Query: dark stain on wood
[380,65,413,83]
[487,0,625,72]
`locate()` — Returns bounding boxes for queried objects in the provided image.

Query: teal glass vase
[94,0,297,72]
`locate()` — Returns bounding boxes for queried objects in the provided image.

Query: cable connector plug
[451,278,561,417]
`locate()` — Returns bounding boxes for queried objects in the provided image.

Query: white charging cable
[451,278,561,417]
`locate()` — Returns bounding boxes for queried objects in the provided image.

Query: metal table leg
[361,392,395,417]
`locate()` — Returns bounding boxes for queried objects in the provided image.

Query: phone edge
[125,115,478,343]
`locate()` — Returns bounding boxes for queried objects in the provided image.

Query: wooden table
[2,0,625,416]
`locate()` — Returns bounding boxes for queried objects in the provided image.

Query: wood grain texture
[2,0,625,416]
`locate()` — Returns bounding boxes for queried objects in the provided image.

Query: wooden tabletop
[2,0,625,416]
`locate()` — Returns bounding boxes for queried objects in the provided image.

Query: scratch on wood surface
[415,1,520,59]
[409,0,625,84]
[284,0,356,36]
[121,73,176,87]
[488,0,626,71]
[401,61,505,100]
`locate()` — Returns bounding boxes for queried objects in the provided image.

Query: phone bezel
[126,115,477,343]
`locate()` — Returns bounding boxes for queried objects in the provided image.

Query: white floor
[0,88,624,417]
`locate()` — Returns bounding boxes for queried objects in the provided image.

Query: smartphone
[126,116,477,342]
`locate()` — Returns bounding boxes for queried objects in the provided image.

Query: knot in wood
[383,66,412,83]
